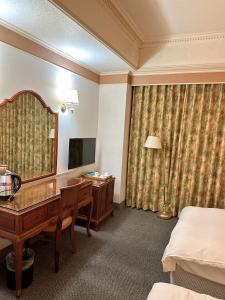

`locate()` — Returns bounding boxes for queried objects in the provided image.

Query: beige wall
[96,83,132,203]
[0,42,99,174]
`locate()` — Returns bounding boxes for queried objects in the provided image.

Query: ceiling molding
[100,0,143,44]
[0,20,100,74]
[0,24,100,83]
[98,1,225,49]
[131,72,225,86]
[100,73,131,84]
[50,0,139,69]
[134,62,225,75]
[141,30,225,48]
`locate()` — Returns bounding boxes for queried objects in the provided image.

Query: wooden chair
[42,184,80,272]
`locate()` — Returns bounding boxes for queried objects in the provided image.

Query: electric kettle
[0,165,21,200]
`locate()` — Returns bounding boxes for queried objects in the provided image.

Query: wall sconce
[61,90,79,113]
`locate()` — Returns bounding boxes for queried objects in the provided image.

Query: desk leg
[55,228,62,273]
[14,241,24,298]
[87,199,93,237]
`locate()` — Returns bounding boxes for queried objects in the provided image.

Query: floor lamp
[144,135,173,220]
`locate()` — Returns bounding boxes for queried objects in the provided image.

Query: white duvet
[162,206,225,285]
[147,283,221,300]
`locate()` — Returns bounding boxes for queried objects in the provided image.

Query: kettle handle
[12,173,22,193]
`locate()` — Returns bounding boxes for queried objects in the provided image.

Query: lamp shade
[144,136,162,149]
[65,89,79,105]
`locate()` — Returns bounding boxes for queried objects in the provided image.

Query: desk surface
[0,173,100,212]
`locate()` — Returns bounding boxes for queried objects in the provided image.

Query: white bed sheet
[147,283,221,300]
[162,206,225,285]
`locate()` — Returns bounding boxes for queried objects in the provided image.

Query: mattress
[162,206,225,285]
[147,282,221,300]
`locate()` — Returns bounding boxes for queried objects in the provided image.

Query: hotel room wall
[96,83,131,203]
[0,42,99,174]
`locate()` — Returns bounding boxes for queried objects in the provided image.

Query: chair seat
[43,216,72,233]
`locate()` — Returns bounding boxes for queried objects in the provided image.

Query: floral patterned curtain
[0,92,55,180]
[126,84,225,215]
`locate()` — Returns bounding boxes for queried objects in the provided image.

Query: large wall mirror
[0,90,58,183]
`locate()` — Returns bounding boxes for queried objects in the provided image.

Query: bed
[147,282,221,300]
[162,206,225,299]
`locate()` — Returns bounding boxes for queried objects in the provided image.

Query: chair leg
[54,229,61,273]
[87,200,93,237]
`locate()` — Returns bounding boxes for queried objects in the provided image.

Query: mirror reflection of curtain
[0,91,56,181]
[126,84,225,215]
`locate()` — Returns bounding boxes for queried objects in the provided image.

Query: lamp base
[157,206,173,220]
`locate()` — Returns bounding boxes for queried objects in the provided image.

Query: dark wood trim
[0,90,56,114]
[0,175,93,297]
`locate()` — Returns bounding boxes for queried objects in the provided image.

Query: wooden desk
[79,177,115,230]
[0,174,93,298]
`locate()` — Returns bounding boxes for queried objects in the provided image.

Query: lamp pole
[156,142,172,219]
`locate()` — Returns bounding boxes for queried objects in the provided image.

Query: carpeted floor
[0,207,177,300]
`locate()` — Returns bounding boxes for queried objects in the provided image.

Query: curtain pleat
[126,84,225,215]
[0,92,55,180]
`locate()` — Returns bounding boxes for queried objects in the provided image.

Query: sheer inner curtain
[126,84,225,215]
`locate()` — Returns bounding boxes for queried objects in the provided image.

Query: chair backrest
[59,184,81,221]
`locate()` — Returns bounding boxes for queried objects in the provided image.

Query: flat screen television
[68,138,96,169]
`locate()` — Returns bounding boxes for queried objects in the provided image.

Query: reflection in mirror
[0,90,58,183]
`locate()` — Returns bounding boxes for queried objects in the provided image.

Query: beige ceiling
[1,0,225,75]
[113,0,225,41]
[0,0,131,73]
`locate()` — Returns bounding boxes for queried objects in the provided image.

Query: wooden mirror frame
[0,90,58,183]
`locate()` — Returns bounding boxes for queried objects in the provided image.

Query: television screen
[68,138,96,169]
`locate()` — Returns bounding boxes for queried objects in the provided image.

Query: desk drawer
[0,212,15,232]
[78,186,92,202]
[23,206,48,231]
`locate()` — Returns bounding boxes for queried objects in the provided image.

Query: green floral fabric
[0,92,55,180]
[126,84,225,215]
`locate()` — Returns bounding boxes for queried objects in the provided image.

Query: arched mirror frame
[0,90,58,183]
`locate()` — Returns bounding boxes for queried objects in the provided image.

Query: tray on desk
[83,174,112,181]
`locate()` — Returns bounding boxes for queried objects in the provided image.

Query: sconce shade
[49,129,55,139]
[61,89,79,113]
[144,136,162,149]
[65,90,79,105]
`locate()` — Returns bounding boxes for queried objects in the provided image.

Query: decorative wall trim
[100,73,132,84]
[131,72,225,86]
[0,25,100,83]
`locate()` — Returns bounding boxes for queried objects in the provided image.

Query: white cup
[94,172,99,177]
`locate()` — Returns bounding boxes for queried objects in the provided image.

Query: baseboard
[113,200,126,210]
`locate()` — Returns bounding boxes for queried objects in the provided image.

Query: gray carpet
[0,207,177,300]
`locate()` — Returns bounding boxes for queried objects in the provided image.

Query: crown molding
[97,0,225,49]
[141,30,225,48]
[134,62,225,75]
[50,0,139,69]
[0,20,100,75]
[100,73,132,84]
[98,0,143,46]
[131,72,225,86]
[0,24,100,83]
